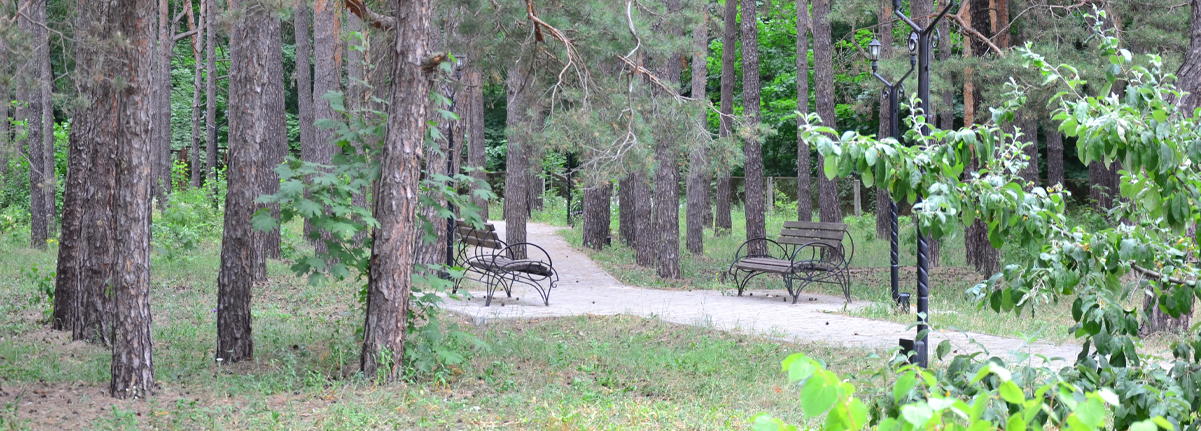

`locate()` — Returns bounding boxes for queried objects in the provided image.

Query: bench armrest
[788,240,849,267]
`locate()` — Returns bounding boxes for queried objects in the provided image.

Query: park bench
[726,221,854,303]
[451,220,559,306]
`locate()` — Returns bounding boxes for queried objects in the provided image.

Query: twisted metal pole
[895,0,956,368]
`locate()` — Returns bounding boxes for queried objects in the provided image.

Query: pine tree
[813,0,841,223]
[741,0,767,252]
[685,6,709,255]
[797,0,813,223]
[714,0,737,236]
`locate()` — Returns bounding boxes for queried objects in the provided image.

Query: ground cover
[520,199,1199,350]
[0,228,882,430]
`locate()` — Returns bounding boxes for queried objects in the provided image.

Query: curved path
[442,222,1081,366]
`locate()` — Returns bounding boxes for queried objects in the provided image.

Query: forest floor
[0,223,883,430]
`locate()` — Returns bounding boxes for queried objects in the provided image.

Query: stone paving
[442,221,1081,366]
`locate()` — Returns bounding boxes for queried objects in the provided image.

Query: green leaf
[1130,420,1158,431]
[901,403,934,427]
[894,371,918,403]
[999,380,1025,404]
[1073,397,1105,429]
[1007,412,1027,431]
[936,340,951,360]
[800,372,838,416]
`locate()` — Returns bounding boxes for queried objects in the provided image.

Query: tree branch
[173,29,199,42]
[948,13,1006,57]
[345,0,395,31]
[1132,263,1197,286]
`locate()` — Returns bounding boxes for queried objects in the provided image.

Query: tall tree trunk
[206,0,218,188]
[17,0,47,249]
[466,64,487,221]
[294,0,316,183]
[0,80,8,177]
[308,0,342,248]
[1176,0,1201,113]
[873,0,893,239]
[503,50,537,260]
[652,0,683,278]
[582,183,611,250]
[1089,161,1119,211]
[416,25,448,267]
[797,0,813,223]
[64,10,120,342]
[741,0,766,254]
[217,0,278,363]
[361,0,433,381]
[53,108,87,334]
[189,0,205,188]
[632,171,654,266]
[813,0,841,223]
[715,0,737,236]
[260,7,286,261]
[1047,129,1063,187]
[685,9,709,255]
[155,0,173,203]
[619,177,635,245]
[110,0,159,398]
[964,0,998,274]
[41,28,55,233]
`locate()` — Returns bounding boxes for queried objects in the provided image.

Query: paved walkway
[443,222,1081,366]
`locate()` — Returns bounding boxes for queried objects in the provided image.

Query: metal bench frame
[726,221,855,303]
[451,221,559,306]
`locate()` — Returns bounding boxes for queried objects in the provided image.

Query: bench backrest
[778,221,847,250]
[454,221,503,249]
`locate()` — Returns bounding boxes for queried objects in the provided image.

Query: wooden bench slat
[779,228,846,241]
[782,221,847,231]
[455,220,496,232]
[735,261,793,273]
[777,236,843,248]
[462,236,503,249]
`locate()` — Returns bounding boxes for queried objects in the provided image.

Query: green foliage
[20,263,54,322]
[803,19,1201,430]
[152,187,224,261]
[754,352,1176,431]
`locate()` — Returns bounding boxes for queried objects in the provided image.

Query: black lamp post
[868,35,917,313]
[892,0,956,368]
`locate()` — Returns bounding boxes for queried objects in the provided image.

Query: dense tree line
[0,0,1198,396]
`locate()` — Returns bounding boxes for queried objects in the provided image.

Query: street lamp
[893,0,957,368]
[867,37,917,315]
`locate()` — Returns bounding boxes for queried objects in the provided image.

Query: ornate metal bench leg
[787,276,800,304]
[484,274,502,307]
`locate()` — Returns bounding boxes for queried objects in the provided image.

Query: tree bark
[796,0,813,223]
[17,0,47,249]
[466,64,487,221]
[217,0,279,363]
[416,26,448,267]
[0,80,8,177]
[873,0,893,239]
[361,0,433,381]
[260,7,286,261]
[65,12,121,342]
[189,0,205,188]
[294,0,316,181]
[631,171,654,266]
[715,0,737,236]
[155,0,173,203]
[110,0,159,398]
[206,0,219,188]
[1089,161,1119,211]
[652,0,683,279]
[582,183,611,250]
[41,24,55,233]
[813,0,841,223]
[619,177,635,245]
[308,0,342,247]
[741,0,767,254]
[685,9,709,255]
[1047,129,1063,187]
[1176,0,1201,113]
[503,49,537,260]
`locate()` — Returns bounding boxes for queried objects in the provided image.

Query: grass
[0,218,887,430]
[518,198,1199,350]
